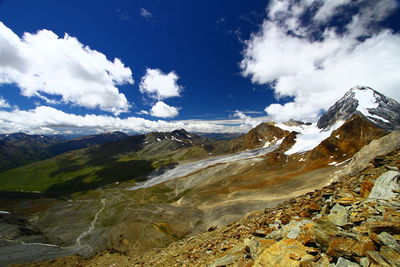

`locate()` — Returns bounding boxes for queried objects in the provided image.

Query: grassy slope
[0,128,258,195]
[0,142,211,195]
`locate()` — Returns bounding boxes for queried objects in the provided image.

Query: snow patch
[334,158,351,166]
[263,141,271,148]
[156,138,161,142]
[354,88,378,115]
[353,88,389,123]
[367,114,390,123]
[171,136,183,142]
[284,121,344,155]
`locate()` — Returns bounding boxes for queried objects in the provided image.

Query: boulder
[367,171,400,201]
[328,204,350,226]
[267,219,311,240]
[297,217,339,249]
[326,237,375,257]
[254,239,313,267]
[380,245,400,267]
[208,243,247,267]
[244,237,276,259]
[342,131,400,177]
[366,251,391,267]
[363,221,400,234]
[377,232,400,253]
[335,257,360,267]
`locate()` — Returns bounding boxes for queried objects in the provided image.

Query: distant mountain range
[0,85,399,195]
[0,132,129,171]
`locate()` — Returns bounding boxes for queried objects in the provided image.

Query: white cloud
[140,7,152,18]
[137,110,149,115]
[139,68,183,118]
[241,0,400,122]
[232,110,263,128]
[0,22,133,115]
[150,101,179,118]
[0,96,10,108]
[139,68,182,100]
[0,105,252,134]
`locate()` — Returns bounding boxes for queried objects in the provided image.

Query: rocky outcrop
[367,170,400,201]
[228,122,290,152]
[310,114,387,162]
[342,131,400,176]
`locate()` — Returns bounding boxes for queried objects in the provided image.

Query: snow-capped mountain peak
[317,86,400,130]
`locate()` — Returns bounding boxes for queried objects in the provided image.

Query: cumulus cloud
[0,22,133,115]
[0,106,248,134]
[241,0,400,121]
[0,96,10,108]
[139,68,182,100]
[139,68,182,117]
[150,101,179,118]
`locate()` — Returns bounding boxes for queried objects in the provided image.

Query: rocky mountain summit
[317,86,400,131]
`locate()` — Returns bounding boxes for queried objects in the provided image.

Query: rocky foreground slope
[12,131,400,266]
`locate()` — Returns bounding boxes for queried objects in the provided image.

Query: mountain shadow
[44,159,154,196]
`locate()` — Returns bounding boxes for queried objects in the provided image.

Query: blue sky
[0,0,273,118]
[0,0,399,134]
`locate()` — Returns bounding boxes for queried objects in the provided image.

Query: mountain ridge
[317,86,400,130]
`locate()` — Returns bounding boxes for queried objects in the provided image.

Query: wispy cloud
[0,96,10,108]
[140,7,152,18]
[241,0,400,122]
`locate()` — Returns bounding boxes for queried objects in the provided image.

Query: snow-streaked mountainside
[269,86,400,155]
[317,86,400,130]
[275,121,345,155]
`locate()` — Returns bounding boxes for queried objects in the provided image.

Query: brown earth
[14,148,400,267]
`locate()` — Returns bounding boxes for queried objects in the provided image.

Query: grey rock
[266,219,311,240]
[378,232,400,254]
[367,171,400,201]
[335,257,360,267]
[207,243,245,267]
[366,251,391,267]
[359,257,370,267]
[380,246,400,267]
[328,204,349,226]
[341,131,400,177]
